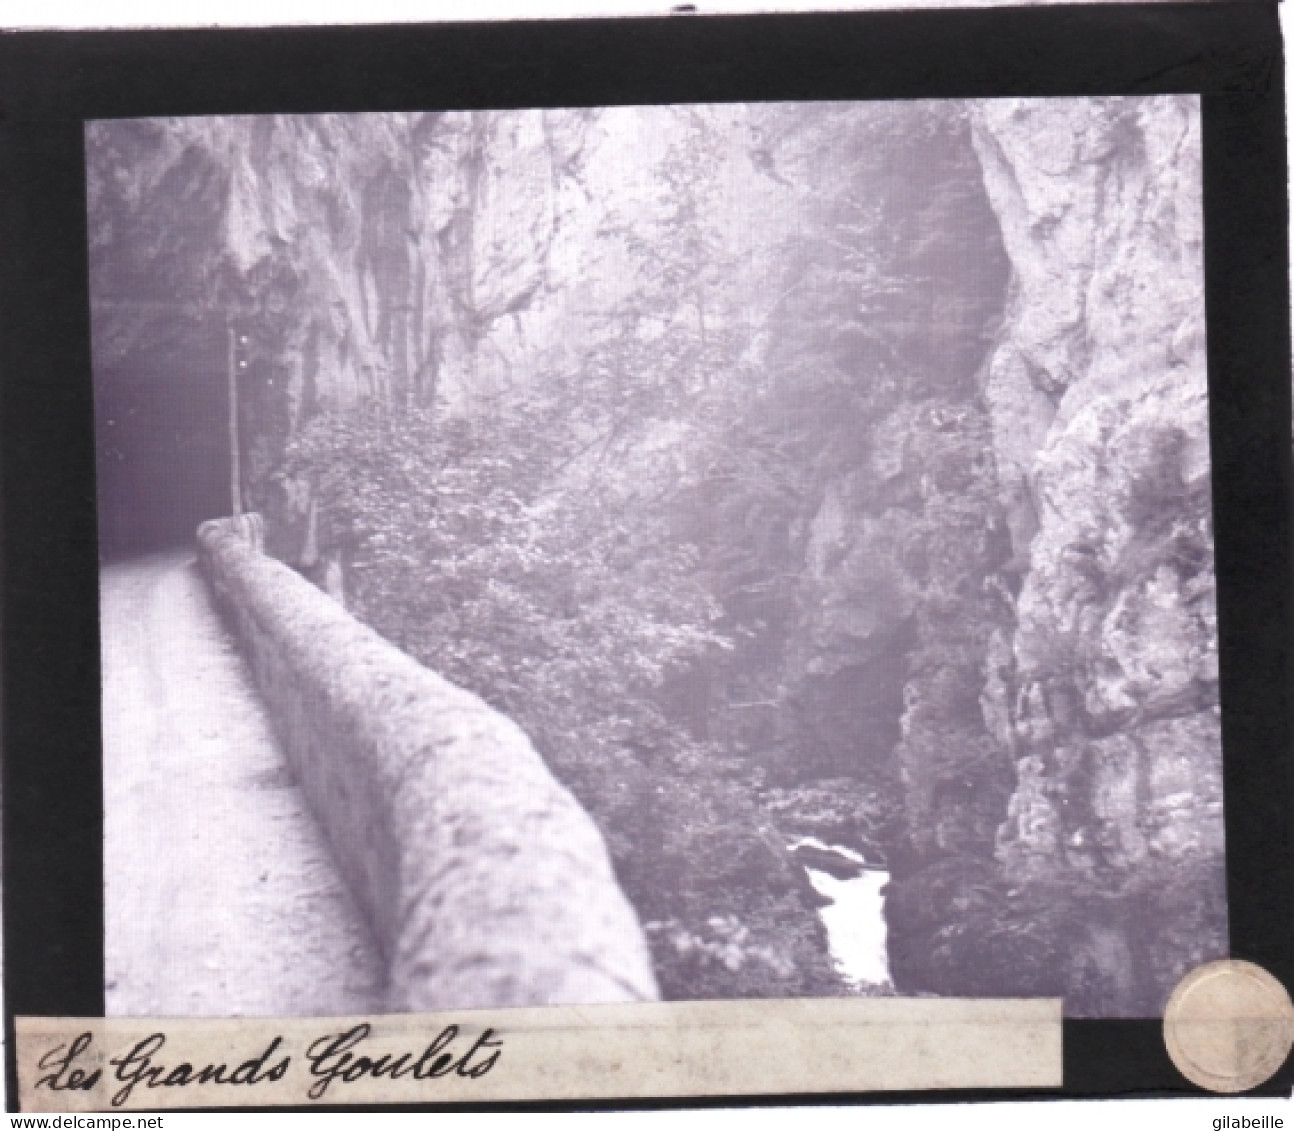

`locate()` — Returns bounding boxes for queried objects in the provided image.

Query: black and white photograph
[89,94,1227,1023]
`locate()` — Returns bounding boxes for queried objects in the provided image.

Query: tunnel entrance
[87,122,235,562]
[94,310,233,561]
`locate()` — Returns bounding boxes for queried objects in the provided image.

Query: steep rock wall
[971,96,1226,1016]
[88,108,779,570]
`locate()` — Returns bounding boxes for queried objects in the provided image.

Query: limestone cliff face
[971,96,1226,1015]
[89,108,780,567]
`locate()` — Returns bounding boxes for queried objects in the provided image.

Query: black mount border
[0,0,1289,1111]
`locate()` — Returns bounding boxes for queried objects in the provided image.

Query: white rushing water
[791,837,892,989]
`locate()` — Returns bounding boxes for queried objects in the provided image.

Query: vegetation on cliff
[88,97,1226,1014]
[275,101,1010,999]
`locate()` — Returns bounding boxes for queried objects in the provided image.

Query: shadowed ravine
[102,550,385,1017]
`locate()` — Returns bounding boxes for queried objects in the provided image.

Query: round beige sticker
[1164,960,1294,1093]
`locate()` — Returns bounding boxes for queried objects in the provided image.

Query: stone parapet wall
[197,514,659,1012]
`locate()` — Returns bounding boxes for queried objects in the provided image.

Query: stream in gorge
[791,837,892,990]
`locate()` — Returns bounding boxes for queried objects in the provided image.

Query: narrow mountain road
[102,550,385,1017]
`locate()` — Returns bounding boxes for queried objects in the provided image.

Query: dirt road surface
[102,550,385,1017]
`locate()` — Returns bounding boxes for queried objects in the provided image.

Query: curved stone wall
[198,514,660,1012]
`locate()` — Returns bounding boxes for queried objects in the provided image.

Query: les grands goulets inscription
[36,1022,503,1106]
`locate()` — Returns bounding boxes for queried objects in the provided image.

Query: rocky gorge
[88,95,1226,1015]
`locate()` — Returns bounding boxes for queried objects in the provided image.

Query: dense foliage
[283,101,1012,999]
[285,396,843,998]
